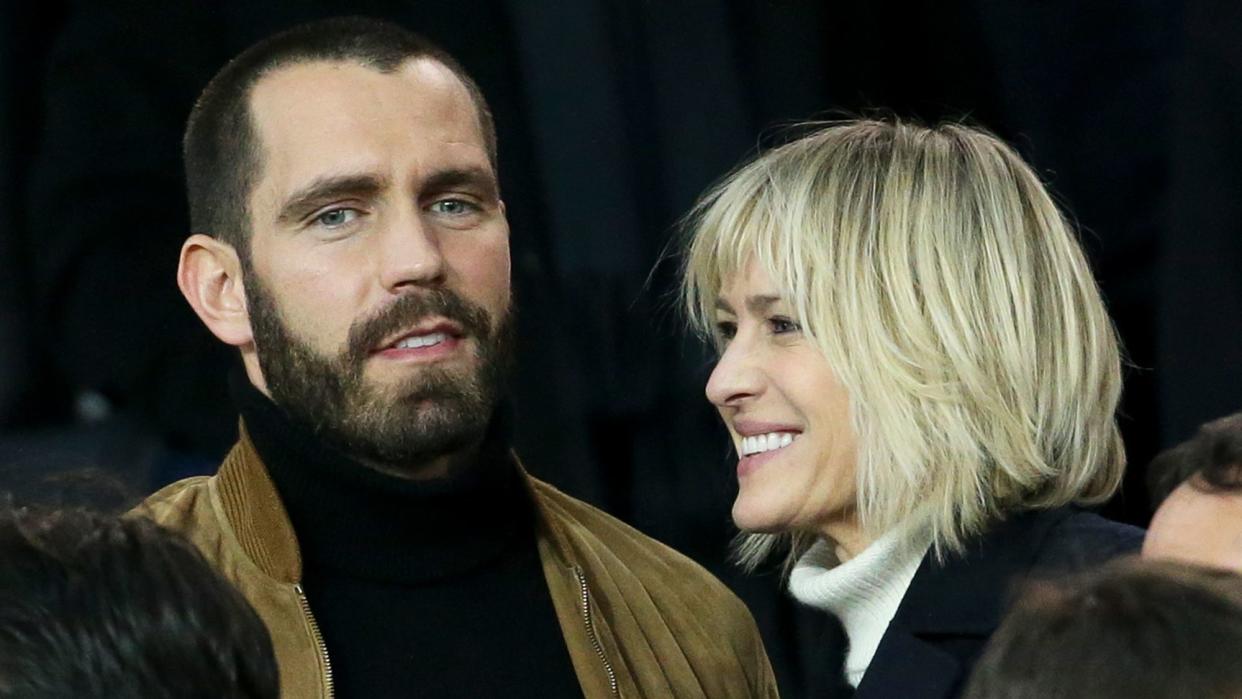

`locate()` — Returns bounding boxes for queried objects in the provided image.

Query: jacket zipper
[293,583,336,699]
[573,566,619,698]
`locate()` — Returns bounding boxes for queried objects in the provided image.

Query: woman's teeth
[740,432,796,457]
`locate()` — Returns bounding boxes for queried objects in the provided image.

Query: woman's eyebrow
[714,294,782,314]
[745,294,782,313]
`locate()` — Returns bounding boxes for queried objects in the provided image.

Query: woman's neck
[818,513,872,563]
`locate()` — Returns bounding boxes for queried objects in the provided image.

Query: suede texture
[137,425,778,699]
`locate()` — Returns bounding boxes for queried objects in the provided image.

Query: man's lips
[372,320,465,353]
[371,320,467,361]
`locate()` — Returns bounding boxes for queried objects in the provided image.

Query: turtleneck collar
[231,371,533,585]
[789,528,931,687]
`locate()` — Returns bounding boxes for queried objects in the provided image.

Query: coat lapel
[854,632,960,698]
[853,508,1078,699]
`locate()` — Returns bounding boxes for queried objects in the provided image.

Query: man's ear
[177,234,253,347]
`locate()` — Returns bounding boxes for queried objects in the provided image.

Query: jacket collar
[214,422,303,583]
[854,507,1078,699]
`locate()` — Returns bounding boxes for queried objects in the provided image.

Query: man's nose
[378,206,446,290]
[705,340,763,408]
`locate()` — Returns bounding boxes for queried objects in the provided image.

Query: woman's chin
[731,499,788,534]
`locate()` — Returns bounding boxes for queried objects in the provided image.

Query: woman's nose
[705,341,763,408]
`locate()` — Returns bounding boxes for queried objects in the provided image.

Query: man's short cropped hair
[962,558,1242,699]
[183,15,497,254]
[0,506,278,698]
[1147,411,1242,509]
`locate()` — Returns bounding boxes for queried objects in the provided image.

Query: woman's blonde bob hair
[681,119,1125,569]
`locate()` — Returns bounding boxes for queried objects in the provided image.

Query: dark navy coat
[801,508,1144,698]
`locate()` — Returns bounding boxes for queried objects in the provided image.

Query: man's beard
[245,275,515,472]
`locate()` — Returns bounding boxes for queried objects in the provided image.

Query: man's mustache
[346,289,493,363]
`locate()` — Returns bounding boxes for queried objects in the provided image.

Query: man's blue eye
[315,208,358,227]
[431,199,475,215]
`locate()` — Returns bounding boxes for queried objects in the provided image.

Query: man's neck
[238,369,502,483]
[358,441,483,481]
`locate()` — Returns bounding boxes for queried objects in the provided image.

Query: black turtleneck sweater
[234,377,583,698]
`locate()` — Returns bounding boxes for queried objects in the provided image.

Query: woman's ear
[177,234,253,347]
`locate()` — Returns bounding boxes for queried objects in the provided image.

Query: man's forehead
[246,57,489,202]
[253,55,463,100]
[1166,479,1242,512]
[249,57,478,138]
[1147,482,1242,567]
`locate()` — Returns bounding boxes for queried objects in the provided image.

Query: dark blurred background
[1,1,1239,695]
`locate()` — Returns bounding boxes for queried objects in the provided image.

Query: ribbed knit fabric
[789,530,930,687]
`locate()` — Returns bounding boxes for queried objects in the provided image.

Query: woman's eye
[770,316,802,334]
[314,208,359,228]
[715,321,737,341]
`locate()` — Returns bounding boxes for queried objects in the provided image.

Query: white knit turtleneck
[788,529,930,687]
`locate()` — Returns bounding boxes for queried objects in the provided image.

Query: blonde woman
[681,119,1143,698]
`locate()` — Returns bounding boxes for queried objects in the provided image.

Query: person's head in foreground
[682,118,1126,567]
[0,506,277,699]
[962,558,1242,699]
[179,15,512,479]
[1144,411,1242,570]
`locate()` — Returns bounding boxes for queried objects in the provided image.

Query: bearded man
[137,15,775,699]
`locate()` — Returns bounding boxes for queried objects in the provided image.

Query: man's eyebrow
[421,167,499,199]
[276,173,389,225]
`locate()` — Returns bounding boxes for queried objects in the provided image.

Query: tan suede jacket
[138,429,779,699]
